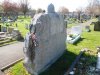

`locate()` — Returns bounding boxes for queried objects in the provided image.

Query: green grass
[67,23,76,28]
[0,40,17,47]
[5,22,100,75]
[11,17,31,37]
[5,61,30,75]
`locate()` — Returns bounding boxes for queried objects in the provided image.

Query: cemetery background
[0,0,100,75]
[0,7,99,75]
[0,16,30,37]
[0,16,31,46]
[4,18,100,75]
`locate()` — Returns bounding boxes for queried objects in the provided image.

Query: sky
[0,0,89,12]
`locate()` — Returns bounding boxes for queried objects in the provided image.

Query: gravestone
[23,4,66,75]
[67,26,82,44]
[15,23,18,27]
[71,26,82,35]
[85,26,90,32]
[0,25,1,32]
[12,29,23,40]
[94,16,100,31]
[10,16,17,22]
[8,27,14,34]
[1,27,7,32]
[1,17,6,22]
[25,24,29,30]
[94,22,100,31]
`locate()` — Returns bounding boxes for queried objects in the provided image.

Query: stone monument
[23,4,66,75]
[94,16,100,31]
[1,27,7,32]
[85,26,90,32]
[0,25,1,32]
[12,29,23,40]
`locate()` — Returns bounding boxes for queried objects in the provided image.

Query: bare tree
[36,8,43,14]
[86,0,100,17]
[20,0,29,17]
[76,7,83,20]
[58,6,69,15]
[2,0,11,14]
[0,4,3,12]
[2,0,20,16]
[28,8,36,18]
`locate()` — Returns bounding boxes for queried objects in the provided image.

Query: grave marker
[23,4,66,75]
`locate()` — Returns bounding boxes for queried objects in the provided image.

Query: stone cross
[23,3,66,75]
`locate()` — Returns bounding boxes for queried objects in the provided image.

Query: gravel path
[0,42,24,75]
[67,19,95,34]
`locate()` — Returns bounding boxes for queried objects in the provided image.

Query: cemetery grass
[10,16,31,37]
[67,18,97,28]
[67,23,77,28]
[0,39,17,47]
[5,25,100,75]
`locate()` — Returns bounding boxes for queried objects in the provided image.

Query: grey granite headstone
[23,3,66,75]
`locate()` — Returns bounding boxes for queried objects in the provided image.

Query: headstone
[9,16,17,22]
[94,16,100,31]
[12,29,23,40]
[16,23,18,27]
[1,17,5,22]
[85,26,90,32]
[8,27,14,34]
[23,3,66,75]
[1,27,7,32]
[25,24,29,30]
[67,26,82,44]
[94,22,100,31]
[4,16,8,21]
[0,25,1,32]
[71,26,82,35]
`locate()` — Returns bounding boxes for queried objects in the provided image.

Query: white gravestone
[23,4,66,75]
[71,26,82,35]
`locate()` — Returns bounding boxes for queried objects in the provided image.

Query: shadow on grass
[16,37,24,42]
[71,50,97,75]
[82,50,97,65]
[73,38,85,46]
[40,50,77,75]
[17,39,24,42]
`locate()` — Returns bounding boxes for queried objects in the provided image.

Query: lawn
[67,18,97,28]
[5,23,100,75]
[67,23,78,28]
[10,16,31,37]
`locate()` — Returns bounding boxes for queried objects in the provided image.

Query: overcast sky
[0,0,89,12]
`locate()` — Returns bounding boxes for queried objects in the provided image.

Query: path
[0,71,4,75]
[67,19,96,34]
[80,19,94,27]
[0,42,24,75]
